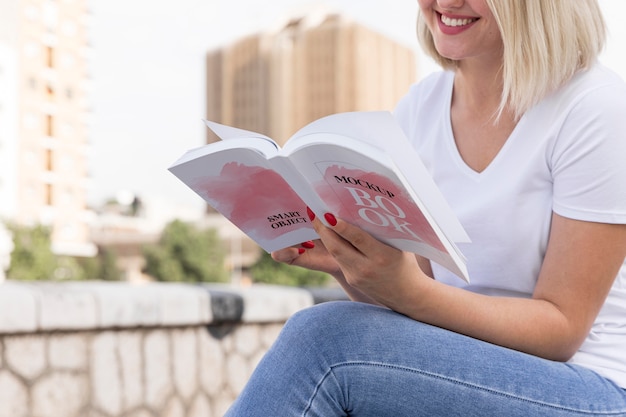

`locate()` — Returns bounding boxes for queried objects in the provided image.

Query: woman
[225,1,626,415]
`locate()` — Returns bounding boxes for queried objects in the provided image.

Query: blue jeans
[225,301,626,416]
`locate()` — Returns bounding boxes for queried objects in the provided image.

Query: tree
[143,219,227,283]
[249,251,330,287]
[6,223,57,281]
[98,247,123,281]
[5,223,122,282]
[76,247,122,281]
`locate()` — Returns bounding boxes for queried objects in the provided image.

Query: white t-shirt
[394,64,626,388]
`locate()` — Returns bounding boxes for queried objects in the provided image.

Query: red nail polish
[306,206,315,221]
[301,241,315,249]
[298,248,306,254]
[324,213,337,226]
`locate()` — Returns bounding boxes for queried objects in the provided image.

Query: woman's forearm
[385,278,585,361]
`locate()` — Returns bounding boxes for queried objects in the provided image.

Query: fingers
[301,240,315,249]
[311,210,382,258]
[306,208,352,254]
[271,247,304,265]
[271,240,318,265]
[274,206,392,268]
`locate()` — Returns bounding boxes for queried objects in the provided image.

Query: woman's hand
[307,210,431,307]
[271,208,429,305]
[272,238,380,304]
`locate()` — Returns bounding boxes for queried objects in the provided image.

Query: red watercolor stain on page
[191,163,309,241]
[316,165,446,252]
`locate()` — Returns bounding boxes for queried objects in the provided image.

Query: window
[45,46,54,68]
[46,114,54,136]
[45,149,54,171]
[45,183,53,205]
[46,84,55,101]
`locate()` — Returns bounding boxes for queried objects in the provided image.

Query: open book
[169,111,470,281]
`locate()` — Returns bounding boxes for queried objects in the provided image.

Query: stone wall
[0,281,346,417]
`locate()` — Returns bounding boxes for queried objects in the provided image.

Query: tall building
[0,0,95,257]
[204,11,418,272]
[206,12,417,145]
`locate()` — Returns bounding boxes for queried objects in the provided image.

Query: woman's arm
[314,212,626,361]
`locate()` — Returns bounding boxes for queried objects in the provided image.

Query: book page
[169,136,280,167]
[204,120,277,145]
[169,146,317,252]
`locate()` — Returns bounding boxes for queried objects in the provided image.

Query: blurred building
[90,204,160,283]
[206,11,417,143]
[204,11,418,272]
[0,0,95,257]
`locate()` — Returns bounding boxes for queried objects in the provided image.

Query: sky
[89,0,626,221]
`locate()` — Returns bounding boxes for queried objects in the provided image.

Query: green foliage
[143,219,228,283]
[53,256,87,280]
[98,247,123,281]
[6,223,57,281]
[5,222,123,281]
[76,247,122,281]
[250,251,331,287]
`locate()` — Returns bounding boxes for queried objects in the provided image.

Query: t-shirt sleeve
[551,82,626,224]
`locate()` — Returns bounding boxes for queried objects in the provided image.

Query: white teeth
[441,15,477,27]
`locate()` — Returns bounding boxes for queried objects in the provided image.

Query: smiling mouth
[439,13,479,27]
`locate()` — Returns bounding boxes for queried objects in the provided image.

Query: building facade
[204,12,418,270]
[0,0,94,257]
[206,12,417,145]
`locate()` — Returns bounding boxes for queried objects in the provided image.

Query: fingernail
[301,240,315,249]
[306,206,315,221]
[298,248,306,254]
[324,213,337,226]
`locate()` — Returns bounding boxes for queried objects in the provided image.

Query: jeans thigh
[301,302,626,416]
[321,361,626,416]
[228,301,626,417]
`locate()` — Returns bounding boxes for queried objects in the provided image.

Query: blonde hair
[417,0,606,119]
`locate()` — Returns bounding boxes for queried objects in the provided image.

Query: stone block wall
[0,281,347,417]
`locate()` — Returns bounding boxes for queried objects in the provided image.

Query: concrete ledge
[202,284,315,323]
[0,281,346,334]
[0,282,38,333]
[0,281,348,416]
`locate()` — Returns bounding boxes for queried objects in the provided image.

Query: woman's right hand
[271,240,382,305]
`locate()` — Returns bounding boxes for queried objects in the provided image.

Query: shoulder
[562,64,626,134]
[394,71,453,134]
[572,63,626,92]
[525,63,626,146]
[549,63,626,116]
[545,64,626,223]
[396,71,453,110]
